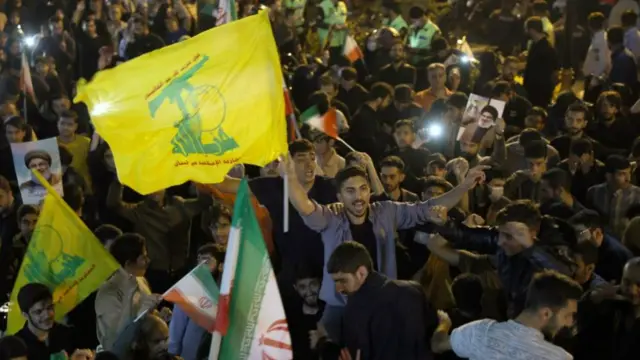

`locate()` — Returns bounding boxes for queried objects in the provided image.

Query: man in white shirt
[622,10,640,61]
[583,12,611,101]
[312,131,345,178]
[432,270,580,360]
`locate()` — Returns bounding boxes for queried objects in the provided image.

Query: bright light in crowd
[460,55,470,63]
[428,123,443,138]
[92,103,111,116]
[23,36,36,48]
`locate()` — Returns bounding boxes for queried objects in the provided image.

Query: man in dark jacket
[523,17,559,107]
[317,241,438,360]
[431,200,573,318]
[607,26,638,94]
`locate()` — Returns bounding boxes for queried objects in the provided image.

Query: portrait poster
[457,94,506,147]
[11,137,64,205]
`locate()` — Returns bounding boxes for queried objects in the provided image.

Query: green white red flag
[300,105,338,139]
[211,179,292,360]
[164,263,219,332]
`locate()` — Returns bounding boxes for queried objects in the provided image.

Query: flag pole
[337,136,356,153]
[209,212,243,360]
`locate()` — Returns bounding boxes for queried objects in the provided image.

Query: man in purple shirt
[283,152,488,341]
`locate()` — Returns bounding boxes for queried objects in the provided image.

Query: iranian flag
[300,105,338,139]
[343,35,363,63]
[164,263,219,332]
[210,179,292,360]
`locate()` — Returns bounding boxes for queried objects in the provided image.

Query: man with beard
[378,42,417,89]
[505,140,547,202]
[317,241,438,360]
[586,155,640,238]
[551,102,605,161]
[380,86,423,131]
[124,16,165,60]
[415,63,452,112]
[169,244,224,360]
[432,271,580,359]
[288,264,324,360]
[557,139,606,205]
[348,82,394,163]
[504,129,560,175]
[577,257,640,360]
[16,283,93,359]
[523,17,559,107]
[3,205,38,300]
[385,120,430,193]
[285,154,487,342]
[19,150,62,197]
[372,156,419,202]
[485,56,528,99]
[33,17,76,89]
[539,168,586,216]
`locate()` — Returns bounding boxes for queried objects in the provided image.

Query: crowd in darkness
[0,0,640,359]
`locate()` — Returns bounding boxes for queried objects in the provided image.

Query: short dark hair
[569,209,603,230]
[566,101,590,117]
[574,240,599,266]
[394,119,415,132]
[528,106,548,119]
[524,270,583,311]
[59,110,78,122]
[588,12,606,30]
[542,168,571,192]
[607,26,625,45]
[622,10,638,28]
[344,152,359,166]
[133,16,149,27]
[597,90,622,111]
[94,224,123,246]
[63,184,84,212]
[409,5,425,19]
[334,166,369,191]
[294,261,323,281]
[17,283,52,313]
[495,200,542,230]
[570,138,593,157]
[524,140,548,159]
[17,204,38,222]
[525,16,544,34]
[519,128,543,147]
[451,273,483,314]
[420,176,453,193]
[0,336,28,358]
[109,233,146,267]
[368,82,394,102]
[491,81,512,97]
[379,156,405,172]
[327,241,373,274]
[605,154,630,173]
[289,139,314,156]
[197,243,226,264]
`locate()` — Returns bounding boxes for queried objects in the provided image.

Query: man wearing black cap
[15,283,92,359]
[19,149,62,195]
[336,67,369,116]
[380,84,423,130]
[377,42,417,89]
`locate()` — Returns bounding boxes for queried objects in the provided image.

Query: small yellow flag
[74,11,287,195]
[6,170,120,334]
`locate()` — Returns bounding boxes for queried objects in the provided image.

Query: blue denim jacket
[301,199,434,306]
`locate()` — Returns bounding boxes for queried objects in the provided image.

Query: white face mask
[489,186,504,200]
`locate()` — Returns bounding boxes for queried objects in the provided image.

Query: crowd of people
[0,0,639,359]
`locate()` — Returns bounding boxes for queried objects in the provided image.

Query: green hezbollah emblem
[148,55,238,157]
[22,225,85,289]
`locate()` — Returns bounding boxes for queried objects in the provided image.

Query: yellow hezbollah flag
[74,11,287,195]
[7,170,120,334]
